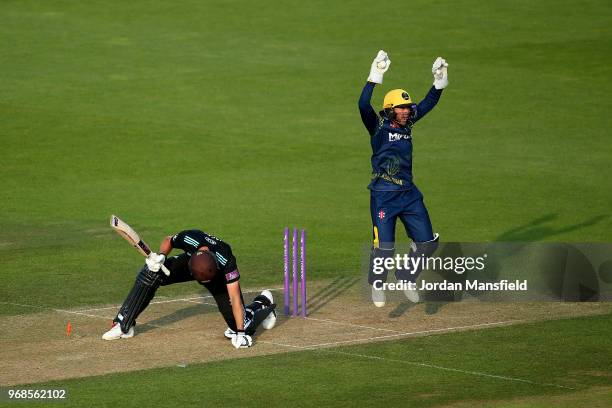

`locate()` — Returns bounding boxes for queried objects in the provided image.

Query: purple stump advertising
[292,228,298,317]
[283,227,290,316]
[300,229,307,317]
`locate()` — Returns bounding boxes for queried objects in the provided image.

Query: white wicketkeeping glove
[231,331,253,349]
[367,50,391,84]
[145,252,166,273]
[432,57,449,89]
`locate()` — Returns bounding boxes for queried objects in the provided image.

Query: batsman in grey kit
[103,229,277,348]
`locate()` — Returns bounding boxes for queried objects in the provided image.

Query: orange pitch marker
[66,322,72,336]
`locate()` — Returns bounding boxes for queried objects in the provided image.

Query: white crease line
[259,340,304,349]
[329,350,575,390]
[53,309,116,320]
[183,299,218,307]
[76,296,210,312]
[258,321,516,350]
[299,320,521,348]
[305,316,408,333]
[54,310,162,329]
[1,302,47,311]
[0,302,115,321]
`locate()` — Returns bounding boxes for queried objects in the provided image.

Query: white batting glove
[145,252,166,273]
[367,50,391,84]
[231,331,253,349]
[224,327,236,339]
[432,57,449,89]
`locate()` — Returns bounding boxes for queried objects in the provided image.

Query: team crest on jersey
[378,210,386,220]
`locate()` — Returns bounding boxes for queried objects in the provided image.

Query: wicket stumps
[283,227,307,317]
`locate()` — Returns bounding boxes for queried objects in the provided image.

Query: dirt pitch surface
[2,281,611,386]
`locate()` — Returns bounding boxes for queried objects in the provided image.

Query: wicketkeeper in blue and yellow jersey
[358,50,449,307]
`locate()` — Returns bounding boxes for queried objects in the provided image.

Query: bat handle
[161,264,171,276]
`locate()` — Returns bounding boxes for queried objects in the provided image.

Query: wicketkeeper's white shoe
[260,290,277,329]
[403,285,420,303]
[260,289,273,305]
[102,322,135,340]
[372,285,386,307]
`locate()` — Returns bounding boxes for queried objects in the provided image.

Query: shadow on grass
[495,213,607,242]
[420,214,608,315]
[138,301,213,334]
[307,276,360,315]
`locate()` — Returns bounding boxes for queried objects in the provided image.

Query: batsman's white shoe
[372,285,386,307]
[102,322,134,340]
[260,290,277,330]
[260,289,274,305]
[261,309,277,330]
[224,327,236,339]
[403,284,420,303]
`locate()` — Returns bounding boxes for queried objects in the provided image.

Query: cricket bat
[110,215,170,276]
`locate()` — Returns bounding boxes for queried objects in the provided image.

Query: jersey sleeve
[223,266,240,284]
[214,248,240,284]
[358,82,379,136]
[412,86,443,124]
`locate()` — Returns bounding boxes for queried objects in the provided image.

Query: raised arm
[413,57,449,124]
[359,50,391,135]
[358,82,379,135]
[413,86,443,123]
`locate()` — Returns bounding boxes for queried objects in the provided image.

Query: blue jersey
[358,82,442,191]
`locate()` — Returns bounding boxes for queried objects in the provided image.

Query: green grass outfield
[1,0,611,405]
[16,313,612,407]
